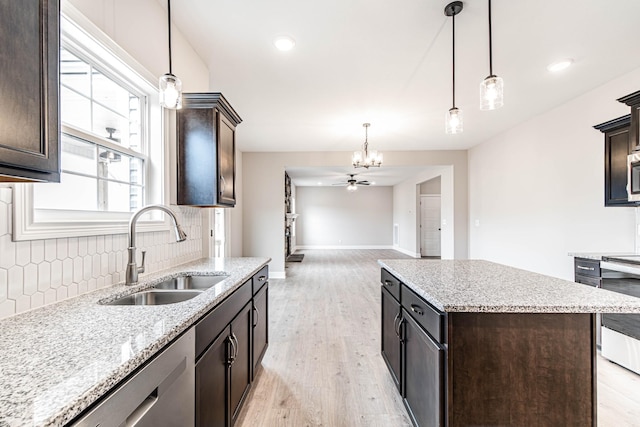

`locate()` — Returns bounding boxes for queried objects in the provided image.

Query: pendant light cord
[452,11,456,108]
[167,0,173,74]
[488,0,493,76]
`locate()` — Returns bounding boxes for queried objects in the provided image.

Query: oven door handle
[601,261,640,276]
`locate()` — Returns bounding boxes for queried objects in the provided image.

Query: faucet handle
[138,250,146,274]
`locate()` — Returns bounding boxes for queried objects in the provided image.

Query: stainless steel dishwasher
[71,328,195,427]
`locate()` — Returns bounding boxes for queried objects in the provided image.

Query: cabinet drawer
[381,269,401,301]
[252,265,269,295]
[574,258,600,278]
[195,279,252,360]
[575,274,601,288]
[401,285,445,344]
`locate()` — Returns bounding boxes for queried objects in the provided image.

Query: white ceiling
[285,166,429,187]
[172,0,640,156]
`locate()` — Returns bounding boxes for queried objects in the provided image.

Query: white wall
[421,176,441,194]
[469,67,640,280]
[242,150,467,277]
[296,186,393,248]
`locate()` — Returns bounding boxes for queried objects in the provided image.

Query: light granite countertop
[378,259,640,313]
[0,257,270,427]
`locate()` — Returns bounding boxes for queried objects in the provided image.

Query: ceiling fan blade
[356,181,370,185]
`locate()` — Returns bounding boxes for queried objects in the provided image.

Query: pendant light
[445,1,463,134]
[352,123,383,169]
[159,0,182,109]
[479,0,504,110]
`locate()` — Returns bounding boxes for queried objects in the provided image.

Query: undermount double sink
[103,274,228,306]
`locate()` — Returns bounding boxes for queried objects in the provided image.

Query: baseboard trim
[296,245,394,250]
[270,271,286,279]
[392,245,421,258]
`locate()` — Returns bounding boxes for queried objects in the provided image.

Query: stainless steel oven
[627,152,640,201]
[600,257,640,375]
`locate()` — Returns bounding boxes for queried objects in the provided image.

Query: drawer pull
[576,266,595,271]
[410,304,424,316]
[383,280,394,287]
[258,275,267,282]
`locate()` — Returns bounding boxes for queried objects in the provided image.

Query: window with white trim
[12,7,166,240]
[35,46,147,213]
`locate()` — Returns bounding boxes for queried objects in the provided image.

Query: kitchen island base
[447,312,595,427]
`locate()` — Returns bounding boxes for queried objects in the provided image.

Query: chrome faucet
[125,204,188,285]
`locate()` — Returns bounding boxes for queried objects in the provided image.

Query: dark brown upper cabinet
[618,90,640,152]
[594,115,635,206]
[176,93,242,207]
[0,0,60,182]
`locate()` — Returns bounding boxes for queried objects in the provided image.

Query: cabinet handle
[219,175,226,196]
[577,266,595,271]
[253,306,260,328]
[258,275,266,282]
[232,333,239,361]
[398,318,405,343]
[410,304,424,316]
[228,334,237,365]
[383,280,393,287]
[393,313,401,337]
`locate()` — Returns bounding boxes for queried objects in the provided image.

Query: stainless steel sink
[104,290,202,306]
[152,274,228,291]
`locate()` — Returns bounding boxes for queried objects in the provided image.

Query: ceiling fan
[332,174,370,191]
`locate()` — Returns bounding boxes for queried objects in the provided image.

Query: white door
[420,195,441,257]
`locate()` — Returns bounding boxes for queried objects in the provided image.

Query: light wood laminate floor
[236,250,640,427]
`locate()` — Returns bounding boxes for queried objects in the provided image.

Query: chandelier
[352,123,382,169]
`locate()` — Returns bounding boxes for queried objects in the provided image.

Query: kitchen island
[378,259,640,427]
[0,257,269,426]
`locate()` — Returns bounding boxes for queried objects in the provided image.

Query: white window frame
[12,4,171,241]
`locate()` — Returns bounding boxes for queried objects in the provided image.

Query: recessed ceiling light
[370,182,376,186]
[317,182,322,186]
[546,59,573,73]
[273,35,296,52]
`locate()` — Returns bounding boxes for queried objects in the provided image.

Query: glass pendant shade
[159,73,182,109]
[445,107,463,134]
[480,76,503,111]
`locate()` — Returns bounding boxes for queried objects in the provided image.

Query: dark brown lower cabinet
[252,284,268,378]
[196,326,230,427]
[195,267,269,427]
[229,302,252,425]
[381,287,401,391]
[402,309,444,427]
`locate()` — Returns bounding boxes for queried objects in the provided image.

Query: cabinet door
[252,284,268,378]
[230,302,253,425]
[381,287,401,391]
[605,125,634,206]
[0,0,60,182]
[402,309,444,427]
[218,113,236,206]
[196,326,230,427]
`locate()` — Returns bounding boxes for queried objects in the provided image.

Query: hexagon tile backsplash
[0,186,204,319]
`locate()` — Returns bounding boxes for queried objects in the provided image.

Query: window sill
[12,185,170,241]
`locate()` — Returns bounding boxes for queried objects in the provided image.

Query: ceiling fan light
[159,73,182,109]
[480,75,503,110]
[347,183,358,191]
[445,107,463,134]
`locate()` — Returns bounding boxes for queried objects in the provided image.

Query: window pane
[60,86,91,130]
[101,181,141,212]
[60,49,90,97]
[92,102,135,149]
[92,69,131,116]
[34,173,98,211]
[97,148,144,184]
[62,134,96,176]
